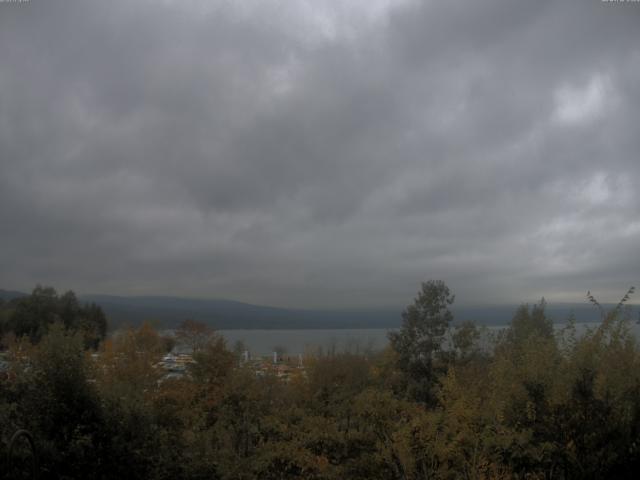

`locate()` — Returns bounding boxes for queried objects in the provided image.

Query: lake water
[219,329,393,356]
[219,321,640,356]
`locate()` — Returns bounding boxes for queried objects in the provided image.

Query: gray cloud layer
[1,0,639,308]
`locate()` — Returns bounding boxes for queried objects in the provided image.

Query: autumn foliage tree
[176,318,215,354]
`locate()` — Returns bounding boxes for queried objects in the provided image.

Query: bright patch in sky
[582,172,610,206]
[553,74,611,125]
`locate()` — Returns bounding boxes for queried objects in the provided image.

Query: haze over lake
[219,321,640,356]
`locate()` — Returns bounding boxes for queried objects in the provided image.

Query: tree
[94,322,181,480]
[452,320,483,362]
[5,286,108,347]
[388,280,454,403]
[8,285,59,341]
[506,299,553,346]
[13,323,104,478]
[175,319,214,354]
[190,333,235,413]
[78,302,108,349]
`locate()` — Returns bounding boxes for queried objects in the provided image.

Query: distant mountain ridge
[2,289,630,329]
[76,295,633,329]
[0,289,28,301]
[80,294,401,330]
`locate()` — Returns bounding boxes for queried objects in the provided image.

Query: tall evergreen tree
[388,280,454,403]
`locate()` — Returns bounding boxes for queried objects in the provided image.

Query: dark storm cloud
[1,0,639,308]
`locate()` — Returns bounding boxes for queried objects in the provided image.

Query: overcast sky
[1,0,639,308]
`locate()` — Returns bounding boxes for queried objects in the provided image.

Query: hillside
[2,289,619,329]
[78,295,611,329]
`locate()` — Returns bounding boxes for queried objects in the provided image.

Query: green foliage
[6,323,104,478]
[3,285,107,347]
[452,320,485,363]
[388,280,455,404]
[505,299,553,346]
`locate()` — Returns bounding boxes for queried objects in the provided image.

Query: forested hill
[80,294,402,330]
[2,289,615,329]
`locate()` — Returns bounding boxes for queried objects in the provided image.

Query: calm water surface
[219,329,392,356]
[219,322,640,356]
